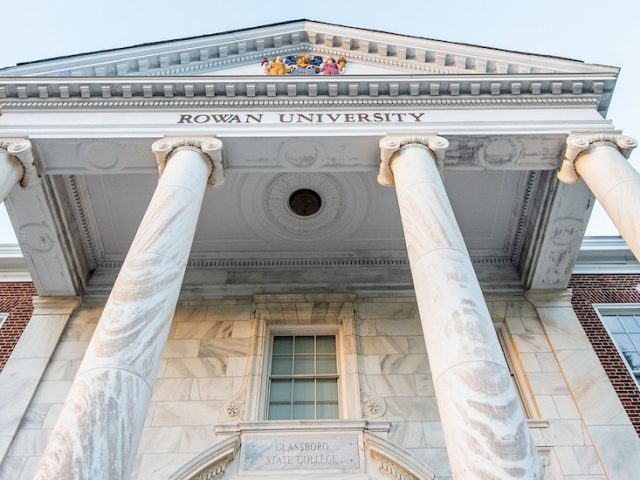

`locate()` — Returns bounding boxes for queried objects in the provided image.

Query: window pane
[295,336,314,354]
[613,333,635,351]
[268,403,291,420]
[620,316,640,333]
[316,403,339,419]
[317,379,338,401]
[292,403,314,419]
[270,380,292,402]
[294,355,314,374]
[603,316,625,333]
[624,352,640,370]
[273,336,293,354]
[630,333,640,351]
[293,379,314,401]
[272,355,293,375]
[316,336,336,354]
[317,356,337,374]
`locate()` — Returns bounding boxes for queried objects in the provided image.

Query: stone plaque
[242,434,360,471]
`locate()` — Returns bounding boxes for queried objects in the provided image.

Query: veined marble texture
[574,141,640,262]
[34,147,213,479]
[388,141,541,479]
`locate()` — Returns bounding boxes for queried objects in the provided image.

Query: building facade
[0,20,639,480]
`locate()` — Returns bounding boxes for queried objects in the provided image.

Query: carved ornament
[360,389,386,418]
[557,133,637,184]
[0,138,40,188]
[222,390,247,420]
[372,451,419,480]
[378,135,449,186]
[261,53,347,76]
[151,137,224,187]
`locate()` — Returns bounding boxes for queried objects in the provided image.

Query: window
[597,305,640,387]
[0,313,8,329]
[267,335,339,420]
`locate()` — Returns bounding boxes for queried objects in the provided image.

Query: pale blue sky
[1,0,639,243]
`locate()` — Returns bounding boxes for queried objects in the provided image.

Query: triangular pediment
[0,19,618,78]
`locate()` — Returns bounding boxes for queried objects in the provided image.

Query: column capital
[377,135,449,186]
[0,138,41,188]
[557,132,637,184]
[151,137,224,187]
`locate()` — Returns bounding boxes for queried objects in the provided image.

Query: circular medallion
[264,173,345,237]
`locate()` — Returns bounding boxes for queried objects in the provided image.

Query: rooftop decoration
[261,54,347,75]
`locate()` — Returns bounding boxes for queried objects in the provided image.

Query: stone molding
[168,435,240,480]
[557,132,638,184]
[378,135,449,185]
[0,138,40,188]
[0,75,609,105]
[0,94,602,112]
[364,432,435,480]
[0,20,614,78]
[151,137,224,187]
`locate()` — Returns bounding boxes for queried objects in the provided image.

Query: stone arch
[169,431,436,480]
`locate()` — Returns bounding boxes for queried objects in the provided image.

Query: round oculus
[288,188,323,217]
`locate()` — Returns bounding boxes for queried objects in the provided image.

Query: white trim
[593,304,640,390]
[0,244,31,282]
[574,236,640,274]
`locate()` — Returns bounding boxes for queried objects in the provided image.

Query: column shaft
[34,144,216,479]
[388,142,541,479]
[576,144,640,259]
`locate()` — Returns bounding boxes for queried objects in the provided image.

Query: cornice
[0,74,611,113]
[1,21,615,79]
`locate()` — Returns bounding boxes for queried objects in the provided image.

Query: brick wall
[569,274,640,436]
[0,282,36,372]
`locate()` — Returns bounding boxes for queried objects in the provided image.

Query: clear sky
[1,0,639,243]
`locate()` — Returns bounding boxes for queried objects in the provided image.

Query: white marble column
[34,138,223,480]
[379,136,541,479]
[0,139,39,201]
[558,133,639,258]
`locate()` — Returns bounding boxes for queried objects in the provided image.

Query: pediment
[0,19,617,78]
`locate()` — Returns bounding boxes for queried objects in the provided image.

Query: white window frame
[594,303,640,390]
[260,324,345,421]
[0,313,8,329]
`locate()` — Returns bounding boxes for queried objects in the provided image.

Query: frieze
[177,112,425,124]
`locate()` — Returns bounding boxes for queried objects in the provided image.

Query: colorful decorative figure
[262,54,346,75]
[260,58,269,73]
[321,57,340,75]
[268,56,287,76]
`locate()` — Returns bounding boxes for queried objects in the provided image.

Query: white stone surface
[241,434,361,471]
[381,137,541,479]
[0,144,23,203]
[33,140,218,480]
